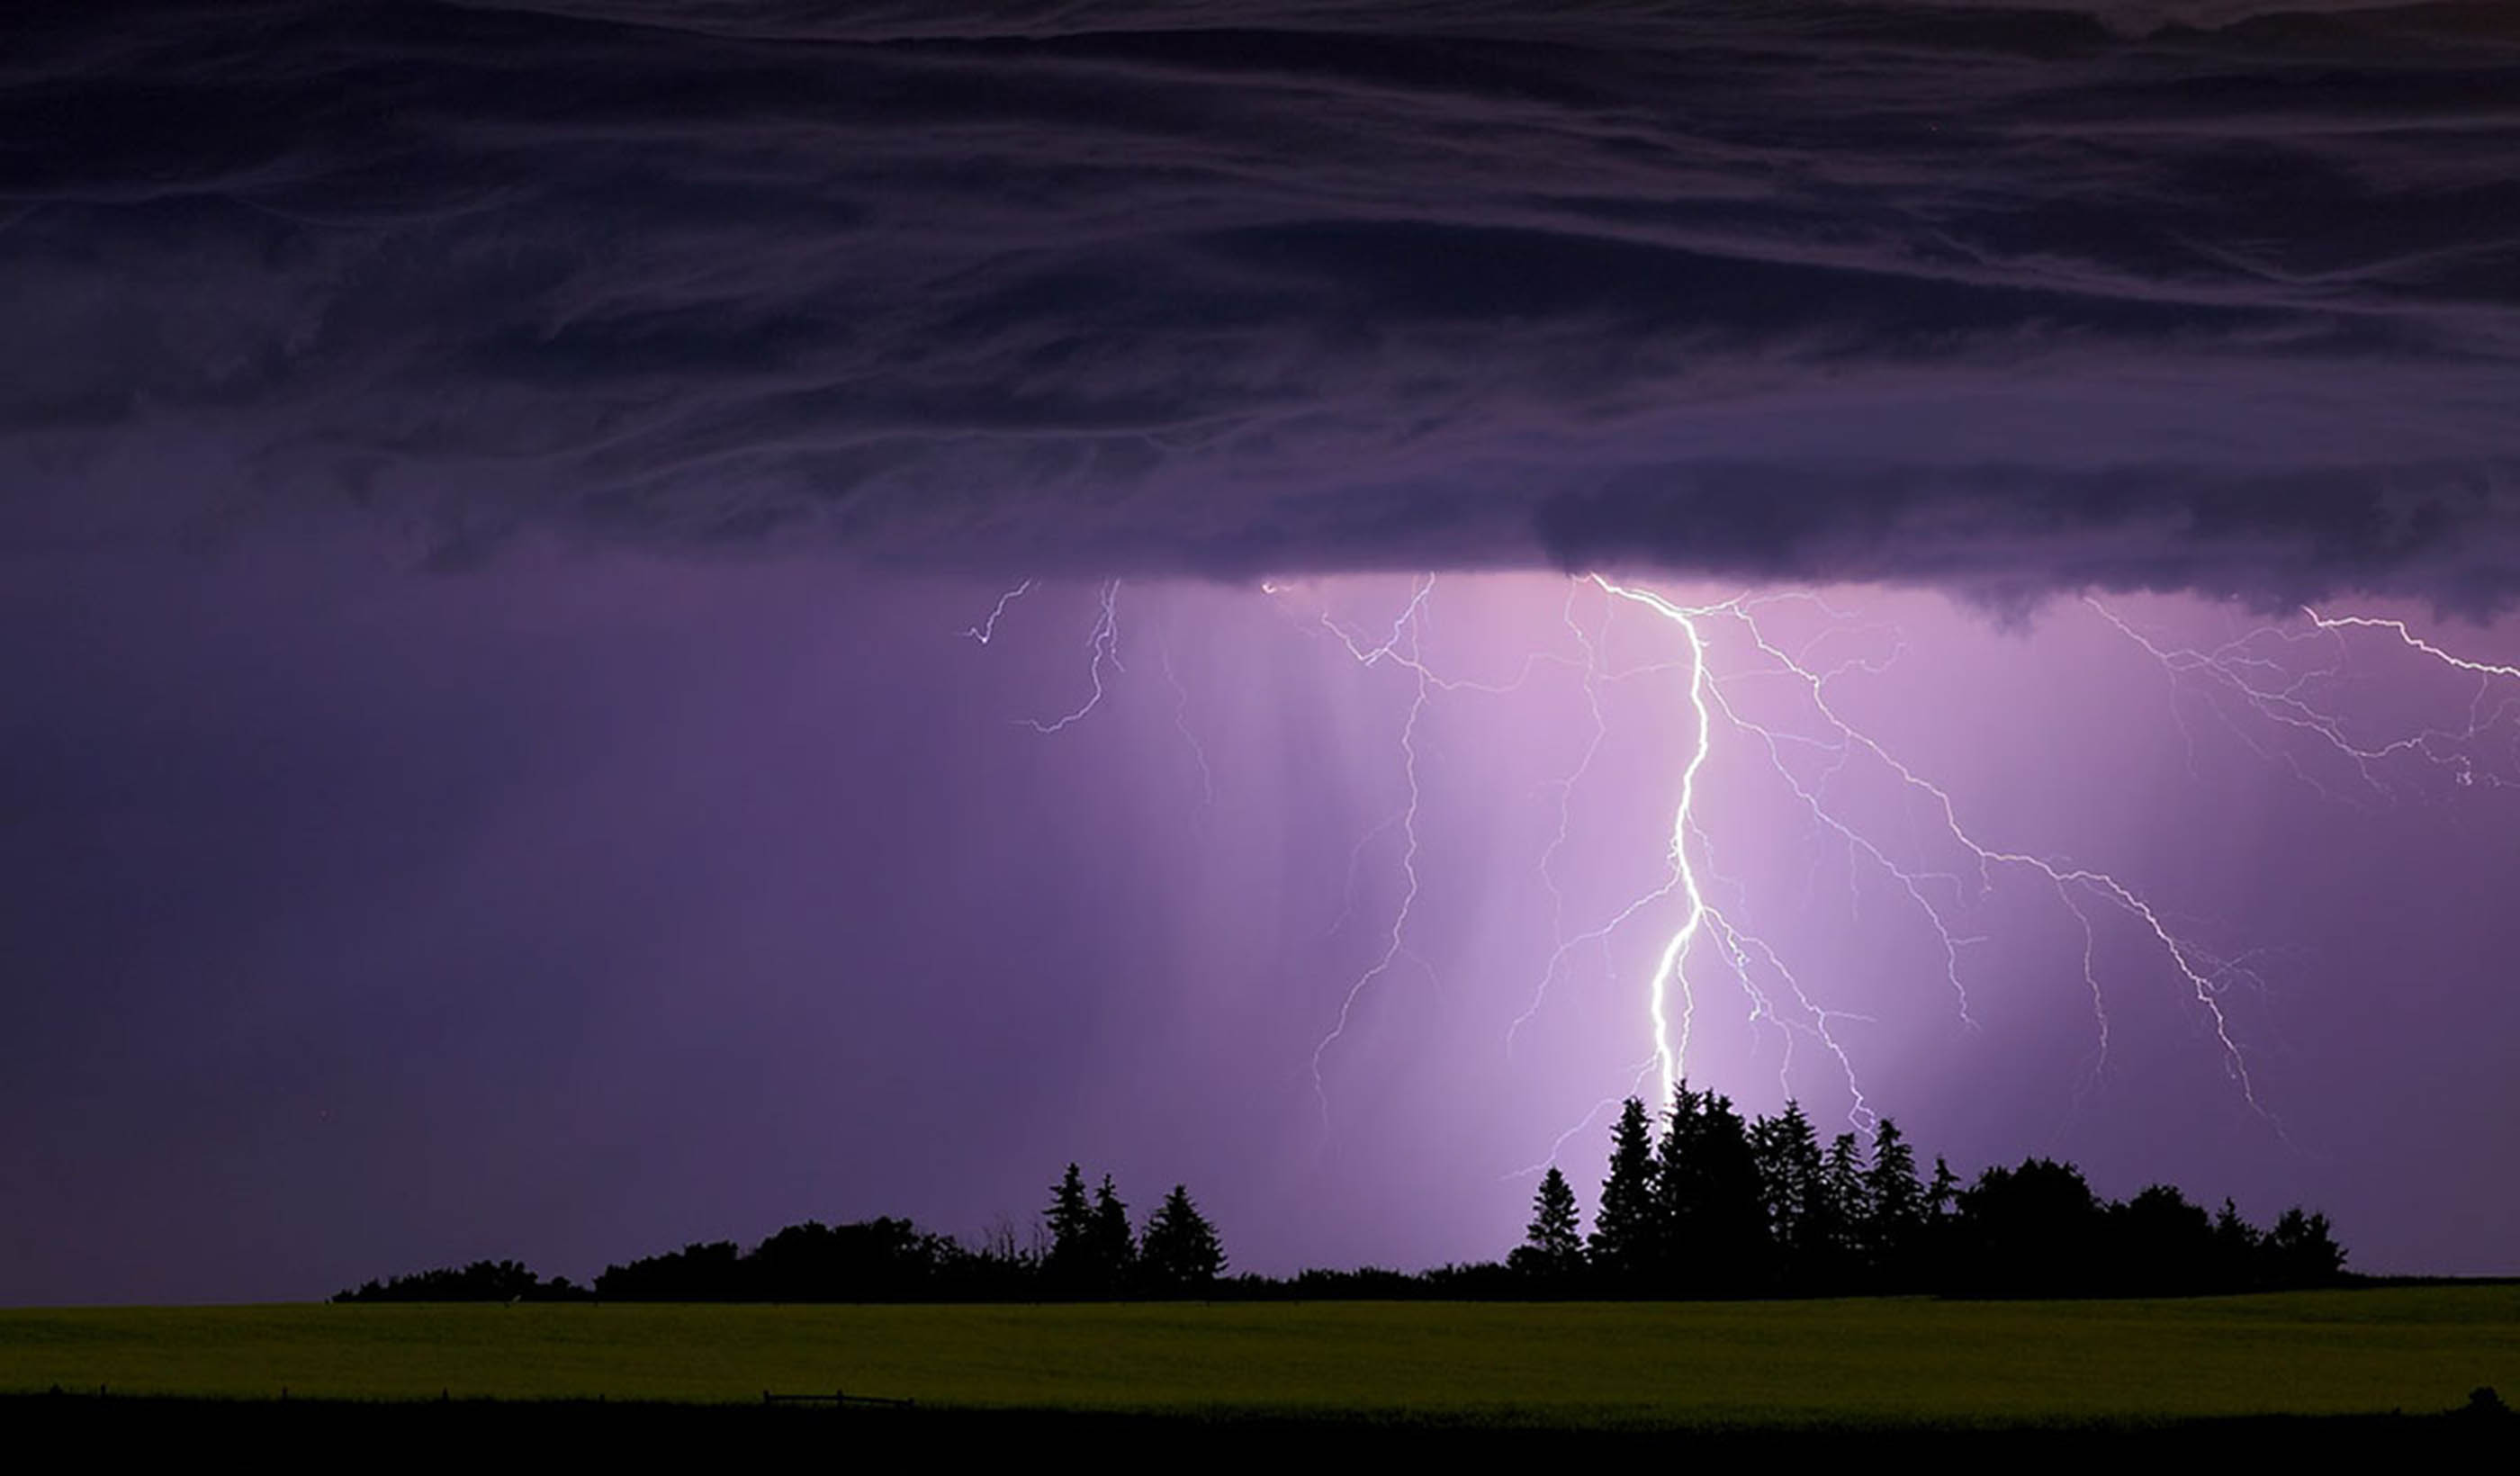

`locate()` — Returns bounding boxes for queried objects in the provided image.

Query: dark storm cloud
[4,2,2517,600]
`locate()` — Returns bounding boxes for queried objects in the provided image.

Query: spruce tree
[1926,1156,1961,1219]
[1510,1166,1587,1281]
[1088,1174,1137,1290]
[1651,1084,1706,1278]
[1693,1092,1773,1293]
[1044,1163,1093,1285]
[1862,1117,1927,1283]
[1588,1096,1659,1282]
[1818,1131,1870,1290]
[1922,1155,1963,1289]
[1139,1184,1227,1291]
[1751,1101,1824,1281]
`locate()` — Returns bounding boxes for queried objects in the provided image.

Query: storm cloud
[5,1,2517,602]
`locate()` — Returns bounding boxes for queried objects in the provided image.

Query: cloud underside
[4,1,2517,605]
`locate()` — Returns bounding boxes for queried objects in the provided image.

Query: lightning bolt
[1022,579,1124,734]
[1565,575,2288,1138]
[959,579,1035,645]
[1309,576,1438,1121]
[968,570,2520,1174]
[1156,638,1216,808]
[1311,576,1662,1120]
[2093,599,2520,801]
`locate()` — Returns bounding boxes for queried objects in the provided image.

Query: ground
[4,1287,2514,1429]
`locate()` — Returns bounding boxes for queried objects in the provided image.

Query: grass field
[4,1289,2514,1427]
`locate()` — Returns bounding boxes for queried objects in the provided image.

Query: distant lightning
[1157,638,1216,808]
[1022,579,1124,734]
[2094,599,2520,801]
[2305,609,2520,683]
[1309,576,1438,1122]
[1505,588,1614,1054]
[959,579,1034,644]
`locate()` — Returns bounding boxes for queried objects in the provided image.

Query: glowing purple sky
[5,3,2520,1301]
[6,550,2517,1301]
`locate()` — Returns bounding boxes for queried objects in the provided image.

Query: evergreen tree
[1088,1174,1137,1289]
[1588,1096,1660,1282]
[1751,1101,1825,1280]
[1043,1163,1094,1285]
[1138,1184,1227,1291]
[1926,1156,1961,1219]
[1510,1166,1588,1282]
[1817,1131,1870,1289]
[1691,1092,1775,1294]
[1922,1154,1963,1287]
[1862,1118,1927,1283]
[1650,1084,1707,1278]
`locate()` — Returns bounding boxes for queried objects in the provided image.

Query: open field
[4,1288,2515,1428]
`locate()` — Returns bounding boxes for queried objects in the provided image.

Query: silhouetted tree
[1921,1154,1964,1284]
[2263,1206,2347,1286]
[2112,1184,2216,1295]
[1588,1096,1659,1282]
[1926,1156,1961,1218]
[744,1217,962,1300]
[1509,1166,1587,1282]
[1950,1158,2108,1296]
[1814,1131,1870,1290]
[1138,1184,1227,1292]
[1650,1084,1706,1281]
[1752,1100,1827,1281]
[2209,1197,2264,1287]
[1087,1174,1137,1290]
[1862,1118,1927,1283]
[1688,1092,1773,1294]
[335,1259,551,1303]
[1044,1163,1094,1287]
[594,1241,745,1300]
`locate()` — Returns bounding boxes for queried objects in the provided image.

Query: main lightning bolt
[968,571,2518,1166]
[1590,578,1892,1119]
[1634,580,2284,1124]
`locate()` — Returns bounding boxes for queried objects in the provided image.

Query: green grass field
[4,1289,2514,1427]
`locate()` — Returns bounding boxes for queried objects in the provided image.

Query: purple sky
[5,551,2517,1301]
[4,2,2520,1301]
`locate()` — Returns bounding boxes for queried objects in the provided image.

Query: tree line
[334,1169,1227,1303]
[338,1098,2347,1302]
[1508,1086,2346,1298]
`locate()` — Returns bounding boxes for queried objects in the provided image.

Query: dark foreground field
[4,1288,2514,1448]
[3,1393,2512,1464]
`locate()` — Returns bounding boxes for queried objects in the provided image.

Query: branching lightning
[2092,599,2520,801]
[1022,579,1124,734]
[1320,575,2293,1148]
[1309,577,1437,1121]
[963,572,2520,1170]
